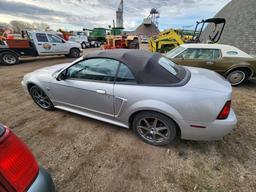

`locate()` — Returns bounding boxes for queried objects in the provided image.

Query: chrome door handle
[96,89,106,94]
[206,61,214,65]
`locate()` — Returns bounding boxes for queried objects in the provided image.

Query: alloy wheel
[137,117,170,143]
[31,87,52,109]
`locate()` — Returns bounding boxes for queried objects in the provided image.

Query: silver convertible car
[22,49,237,146]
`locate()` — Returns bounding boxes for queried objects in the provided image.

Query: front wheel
[29,85,54,111]
[132,111,177,146]
[0,52,19,65]
[69,48,81,58]
[81,42,86,49]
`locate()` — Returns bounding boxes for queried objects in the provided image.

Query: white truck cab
[28,32,82,56]
[69,35,90,49]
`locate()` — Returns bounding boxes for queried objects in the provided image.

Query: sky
[0,0,232,31]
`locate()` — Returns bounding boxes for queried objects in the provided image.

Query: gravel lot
[0,48,256,192]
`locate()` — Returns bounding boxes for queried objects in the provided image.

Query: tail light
[0,125,39,192]
[217,101,231,119]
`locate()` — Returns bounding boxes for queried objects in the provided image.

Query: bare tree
[10,20,50,33]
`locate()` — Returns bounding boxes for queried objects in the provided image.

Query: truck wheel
[0,52,19,65]
[128,39,139,49]
[81,42,86,49]
[69,48,80,58]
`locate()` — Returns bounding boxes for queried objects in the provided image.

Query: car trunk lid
[185,66,232,93]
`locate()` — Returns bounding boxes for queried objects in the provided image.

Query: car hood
[33,63,70,74]
[185,67,232,93]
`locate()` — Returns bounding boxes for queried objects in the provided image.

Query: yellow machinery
[149,18,226,53]
[148,29,185,53]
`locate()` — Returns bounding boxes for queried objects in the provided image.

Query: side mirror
[57,71,66,81]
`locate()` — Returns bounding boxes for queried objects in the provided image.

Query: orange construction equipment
[104,35,139,49]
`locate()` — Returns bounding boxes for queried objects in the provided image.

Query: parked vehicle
[149,18,226,53]
[0,124,55,192]
[140,37,149,44]
[22,49,237,146]
[166,43,256,85]
[69,35,91,49]
[0,31,82,65]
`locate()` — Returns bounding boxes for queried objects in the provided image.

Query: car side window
[176,48,198,59]
[226,51,238,55]
[196,49,221,60]
[48,34,63,43]
[66,58,119,82]
[116,63,136,83]
[176,48,221,60]
[36,33,48,42]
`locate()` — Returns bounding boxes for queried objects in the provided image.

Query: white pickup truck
[0,31,82,65]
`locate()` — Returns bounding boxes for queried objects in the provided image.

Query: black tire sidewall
[132,111,176,146]
[226,70,247,86]
[29,86,54,111]
[70,49,80,58]
[0,52,19,65]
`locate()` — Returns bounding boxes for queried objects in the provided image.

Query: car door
[34,33,54,55]
[47,34,68,54]
[172,48,222,71]
[50,58,120,117]
[113,63,137,117]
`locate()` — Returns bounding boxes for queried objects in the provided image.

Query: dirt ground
[0,48,256,192]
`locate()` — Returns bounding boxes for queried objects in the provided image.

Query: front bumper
[21,79,29,95]
[27,167,55,192]
[180,108,237,141]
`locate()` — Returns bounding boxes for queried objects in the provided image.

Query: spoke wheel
[30,86,54,110]
[133,112,177,146]
[138,118,169,143]
[227,70,246,86]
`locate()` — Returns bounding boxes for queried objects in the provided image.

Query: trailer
[0,31,82,65]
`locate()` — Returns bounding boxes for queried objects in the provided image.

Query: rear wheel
[226,69,250,86]
[69,48,80,58]
[132,111,176,146]
[0,52,19,65]
[29,85,54,111]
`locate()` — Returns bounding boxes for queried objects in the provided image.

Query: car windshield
[166,46,185,58]
[158,57,178,76]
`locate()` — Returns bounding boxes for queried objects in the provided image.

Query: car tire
[29,85,54,111]
[69,48,80,58]
[0,52,19,65]
[132,111,177,146]
[128,39,139,49]
[226,69,250,86]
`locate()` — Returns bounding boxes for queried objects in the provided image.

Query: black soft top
[84,49,187,85]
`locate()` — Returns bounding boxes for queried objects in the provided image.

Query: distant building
[202,0,256,56]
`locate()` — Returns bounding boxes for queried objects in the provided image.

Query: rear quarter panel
[219,57,255,76]
[114,84,231,126]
